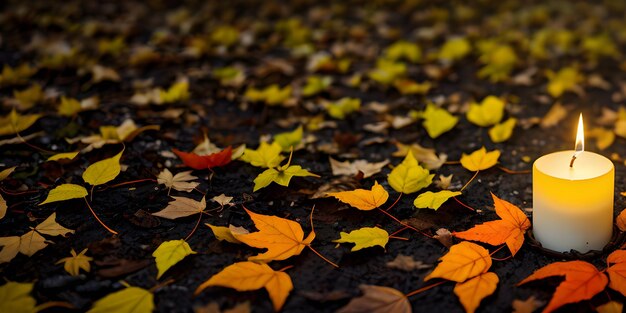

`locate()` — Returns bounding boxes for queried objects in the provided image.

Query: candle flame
[574,113,584,156]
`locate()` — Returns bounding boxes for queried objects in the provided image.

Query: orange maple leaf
[233,208,315,262]
[518,260,608,313]
[607,250,626,297]
[424,241,492,282]
[453,192,530,256]
[454,272,499,313]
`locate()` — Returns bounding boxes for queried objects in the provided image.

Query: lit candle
[533,114,614,253]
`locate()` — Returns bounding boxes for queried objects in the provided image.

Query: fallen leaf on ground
[173,146,232,170]
[454,272,499,313]
[212,194,234,207]
[329,157,389,178]
[616,209,626,232]
[206,224,248,244]
[392,142,447,170]
[334,227,389,252]
[327,181,389,211]
[388,151,434,194]
[466,96,505,127]
[0,281,36,313]
[240,142,284,168]
[512,296,545,313]
[596,301,623,313]
[337,284,410,313]
[56,248,92,276]
[425,241,492,282]
[0,109,41,136]
[195,261,293,311]
[386,254,432,271]
[488,118,516,143]
[39,184,88,205]
[540,102,568,128]
[607,250,626,296]
[434,228,453,248]
[460,147,500,172]
[83,149,124,186]
[157,169,199,193]
[152,196,206,219]
[194,301,251,313]
[413,190,462,210]
[253,163,318,192]
[420,103,458,139]
[153,239,196,279]
[88,286,154,313]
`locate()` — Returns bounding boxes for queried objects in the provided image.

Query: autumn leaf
[0,195,6,220]
[385,40,421,63]
[425,241,492,282]
[597,301,623,313]
[83,149,124,186]
[488,118,517,143]
[244,84,292,106]
[153,239,196,279]
[327,97,361,119]
[413,190,462,210]
[274,126,303,151]
[388,151,434,194]
[466,96,505,127]
[334,227,389,252]
[253,162,318,192]
[302,75,332,97]
[0,109,41,136]
[540,102,568,128]
[337,285,411,313]
[47,151,80,162]
[439,37,471,63]
[0,282,36,313]
[420,103,458,139]
[195,261,293,311]
[206,224,248,244]
[233,208,314,262]
[56,248,92,276]
[454,272,499,313]
[512,296,545,313]
[152,196,206,219]
[88,286,154,313]
[173,146,232,170]
[392,142,447,170]
[157,169,199,193]
[0,166,16,181]
[454,193,530,256]
[240,141,285,168]
[34,212,74,236]
[368,59,407,86]
[329,157,389,178]
[546,67,583,98]
[606,250,626,297]
[0,237,19,263]
[460,147,500,172]
[386,254,432,271]
[327,181,389,211]
[39,184,88,205]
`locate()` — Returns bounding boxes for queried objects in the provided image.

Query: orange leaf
[454,272,499,313]
[327,181,389,211]
[424,241,492,282]
[617,209,626,232]
[453,193,530,256]
[173,146,232,170]
[518,261,608,313]
[233,208,315,262]
[194,261,292,311]
[607,250,626,297]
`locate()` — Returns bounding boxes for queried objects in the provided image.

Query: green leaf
[82,149,124,186]
[274,126,303,152]
[488,118,517,143]
[333,227,389,252]
[253,165,318,192]
[88,287,154,313]
[414,191,462,210]
[40,184,88,205]
[421,103,458,138]
[466,96,505,127]
[388,151,434,194]
[240,142,284,168]
[0,281,36,313]
[302,76,332,97]
[152,240,196,279]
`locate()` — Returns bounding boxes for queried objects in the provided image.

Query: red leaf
[173,146,232,170]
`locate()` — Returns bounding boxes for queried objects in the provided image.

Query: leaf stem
[460,170,479,192]
[498,166,530,174]
[377,208,433,238]
[307,245,339,268]
[453,197,476,212]
[389,226,409,237]
[489,244,506,256]
[184,212,203,241]
[388,235,408,241]
[150,278,175,292]
[104,178,157,189]
[404,280,447,298]
[443,161,461,165]
[277,265,294,272]
[84,197,118,235]
[385,192,403,211]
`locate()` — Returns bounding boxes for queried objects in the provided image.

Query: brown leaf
[337,285,411,313]
[152,196,206,219]
[298,290,351,302]
[329,157,389,178]
[125,209,161,228]
[512,296,545,313]
[386,254,432,271]
[96,258,151,278]
[434,228,453,248]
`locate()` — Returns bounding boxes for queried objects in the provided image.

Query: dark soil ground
[2,0,626,312]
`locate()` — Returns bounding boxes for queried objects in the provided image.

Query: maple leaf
[454,193,530,256]
[152,239,196,279]
[195,261,293,311]
[173,146,232,170]
[466,96,505,127]
[518,260,608,313]
[388,151,434,194]
[606,250,626,297]
[329,157,389,178]
[392,142,447,170]
[157,169,199,194]
[0,109,41,136]
[211,194,234,207]
[274,126,303,151]
[488,118,517,143]
[337,285,410,313]
[413,190,462,210]
[334,227,389,252]
[233,208,315,262]
[240,142,285,168]
[83,149,124,186]
[454,272,499,313]
[386,254,432,271]
[56,248,92,276]
[152,196,206,219]
[327,181,389,211]
[0,282,36,313]
[253,157,319,192]
[88,286,154,313]
[419,103,458,139]
[460,147,500,172]
[425,241,491,282]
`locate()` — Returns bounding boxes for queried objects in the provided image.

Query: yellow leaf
[46,151,80,162]
[546,67,583,98]
[39,184,88,205]
[253,165,318,192]
[388,151,434,194]
[302,75,332,97]
[0,282,36,313]
[273,126,303,151]
[19,231,47,257]
[367,59,407,85]
[337,285,411,313]
[56,248,92,276]
[0,63,36,86]
[425,241,492,282]
[413,190,462,210]
[454,272,499,313]
[327,97,361,119]
[240,142,285,168]
[152,196,206,219]
[58,97,82,116]
[13,84,44,110]
[0,236,20,263]
[466,96,505,127]
[334,227,389,252]
[327,181,389,211]
[0,194,5,220]
[244,85,292,106]
[206,224,248,244]
[393,79,431,95]
[34,212,74,236]
[233,208,315,262]
[540,102,567,128]
[477,45,517,82]
[159,80,190,104]
[385,41,421,63]
[0,166,16,181]
[439,37,471,63]
[460,147,500,171]
[82,149,124,186]
[488,118,517,143]
[0,109,41,136]
[88,286,154,313]
[589,127,615,150]
[421,103,458,139]
[152,239,196,279]
[195,261,293,311]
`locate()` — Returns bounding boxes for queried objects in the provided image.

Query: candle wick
[569,155,576,167]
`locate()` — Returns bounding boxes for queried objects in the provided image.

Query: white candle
[533,115,614,253]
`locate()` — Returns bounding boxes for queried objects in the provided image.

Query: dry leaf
[540,102,567,129]
[434,228,453,248]
[425,242,491,282]
[386,254,432,271]
[327,181,389,211]
[152,196,206,219]
[454,272,499,313]
[597,301,623,313]
[212,194,233,207]
[337,285,411,313]
[329,157,389,178]
[512,296,545,313]
[157,169,199,193]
